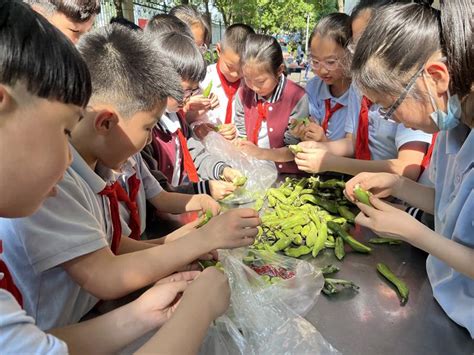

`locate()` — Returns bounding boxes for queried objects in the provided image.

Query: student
[0,2,230,353]
[294,9,432,182]
[26,0,100,44]
[233,33,309,173]
[344,1,474,337]
[200,23,255,139]
[110,16,142,31]
[294,13,352,142]
[0,24,259,330]
[145,13,193,37]
[169,4,209,50]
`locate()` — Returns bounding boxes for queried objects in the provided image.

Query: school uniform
[234,74,309,173]
[201,62,241,125]
[0,144,131,330]
[146,111,230,186]
[345,86,433,161]
[306,76,351,141]
[427,123,474,337]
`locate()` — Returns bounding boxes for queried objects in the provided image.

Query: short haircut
[1,0,91,107]
[169,4,209,43]
[110,16,141,31]
[151,32,206,83]
[76,24,183,118]
[242,34,283,76]
[221,23,255,57]
[25,0,100,22]
[352,2,441,100]
[145,13,193,38]
[309,12,352,49]
[350,0,410,21]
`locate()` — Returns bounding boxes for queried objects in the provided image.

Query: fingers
[233,207,260,219]
[354,211,372,228]
[368,196,393,212]
[156,270,201,284]
[355,201,377,216]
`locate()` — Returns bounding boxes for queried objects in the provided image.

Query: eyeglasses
[183,87,200,100]
[378,66,424,121]
[309,56,343,71]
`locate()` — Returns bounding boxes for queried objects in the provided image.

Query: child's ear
[94,110,119,135]
[425,60,450,96]
[0,85,12,113]
[216,43,222,57]
[276,64,286,77]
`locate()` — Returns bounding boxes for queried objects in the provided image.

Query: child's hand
[294,148,331,173]
[185,95,212,115]
[303,122,328,142]
[193,123,216,140]
[209,93,220,110]
[209,180,236,200]
[181,267,230,320]
[235,140,262,159]
[218,123,237,140]
[135,271,200,328]
[190,194,221,216]
[289,120,307,139]
[344,172,402,203]
[222,167,242,183]
[202,208,260,249]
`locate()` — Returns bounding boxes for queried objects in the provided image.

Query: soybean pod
[377,263,409,305]
[327,221,372,253]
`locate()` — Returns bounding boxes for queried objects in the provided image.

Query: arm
[298,133,354,157]
[188,136,230,180]
[233,92,247,137]
[149,190,220,216]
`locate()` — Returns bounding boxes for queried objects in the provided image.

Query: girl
[234,33,309,173]
[294,7,432,183]
[296,13,352,142]
[345,1,474,337]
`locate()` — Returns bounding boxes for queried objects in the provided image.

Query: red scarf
[0,241,23,307]
[99,181,126,254]
[176,128,199,183]
[418,133,438,179]
[120,174,142,240]
[354,96,373,160]
[216,60,241,124]
[322,98,344,134]
[252,101,269,145]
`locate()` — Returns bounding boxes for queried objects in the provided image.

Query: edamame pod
[354,184,372,206]
[202,80,213,97]
[376,263,409,305]
[327,221,372,253]
[334,237,345,260]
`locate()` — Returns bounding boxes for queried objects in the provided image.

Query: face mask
[424,73,462,130]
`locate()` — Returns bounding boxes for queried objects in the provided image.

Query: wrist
[129,299,162,332]
[392,175,406,199]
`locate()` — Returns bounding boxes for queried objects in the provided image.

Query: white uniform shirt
[0,144,130,330]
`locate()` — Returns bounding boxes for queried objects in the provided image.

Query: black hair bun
[414,0,434,6]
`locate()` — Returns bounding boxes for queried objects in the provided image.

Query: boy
[0,24,259,330]
[0,1,229,353]
[200,23,255,140]
[26,0,100,44]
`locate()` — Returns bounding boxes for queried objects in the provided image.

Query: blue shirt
[345,87,432,160]
[305,76,351,141]
[428,124,474,337]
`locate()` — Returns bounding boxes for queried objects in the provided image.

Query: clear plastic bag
[202,132,278,204]
[199,248,339,355]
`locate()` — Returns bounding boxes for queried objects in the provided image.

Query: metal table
[148,178,474,354]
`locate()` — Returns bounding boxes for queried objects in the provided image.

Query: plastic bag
[199,248,339,355]
[202,132,277,204]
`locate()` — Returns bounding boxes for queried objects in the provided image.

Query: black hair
[0,0,91,107]
[351,3,442,98]
[110,16,141,31]
[145,13,193,38]
[309,12,352,49]
[439,0,473,99]
[350,0,410,21]
[221,23,255,57]
[152,32,207,83]
[242,34,283,76]
[26,0,101,22]
[169,4,209,44]
[76,24,182,117]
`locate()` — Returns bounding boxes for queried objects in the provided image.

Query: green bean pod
[337,205,355,223]
[312,220,328,257]
[327,221,372,253]
[270,236,292,252]
[284,245,312,258]
[334,237,345,260]
[377,263,409,305]
[354,184,372,206]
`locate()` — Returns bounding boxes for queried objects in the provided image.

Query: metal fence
[95,0,224,44]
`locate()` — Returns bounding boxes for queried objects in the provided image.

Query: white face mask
[423,73,462,131]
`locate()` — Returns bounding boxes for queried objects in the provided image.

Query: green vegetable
[284,245,312,258]
[377,263,409,305]
[369,237,402,245]
[290,117,310,129]
[323,278,359,295]
[288,145,304,154]
[202,80,213,97]
[354,184,372,206]
[270,236,292,252]
[254,198,264,212]
[337,206,356,223]
[233,176,247,187]
[196,210,213,228]
[334,237,345,260]
[321,264,340,275]
[312,220,327,257]
[319,179,345,189]
[327,221,372,253]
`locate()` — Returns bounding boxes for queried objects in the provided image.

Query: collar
[70,143,107,194]
[445,123,472,156]
[255,74,286,104]
[317,77,350,106]
[159,112,181,134]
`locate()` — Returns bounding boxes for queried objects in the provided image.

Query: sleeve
[188,136,230,180]
[7,172,108,273]
[233,91,247,137]
[345,86,362,135]
[136,154,163,200]
[283,94,309,145]
[395,124,433,150]
[0,291,68,355]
